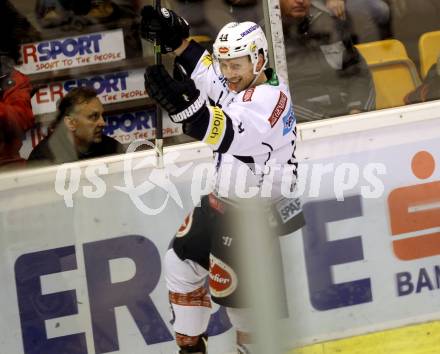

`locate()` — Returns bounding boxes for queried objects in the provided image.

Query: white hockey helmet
[213,21,268,75]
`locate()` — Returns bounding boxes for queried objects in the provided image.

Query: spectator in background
[316,0,390,43]
[2,1,41,44]
[0,55,34,169]
[36,0,92,27]
[171,0,262,39]
[36,0,136,27]
[388,0,440,67]
[280,0,376,122]
[404,56,440,105]
[36,0,142,57]
[28,87,125,165]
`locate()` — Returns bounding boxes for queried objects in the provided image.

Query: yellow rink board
[288,321,440,354]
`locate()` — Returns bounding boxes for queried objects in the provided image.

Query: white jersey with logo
[177,41,298,201]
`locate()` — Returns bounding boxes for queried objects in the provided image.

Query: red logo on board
[388,151,440,260]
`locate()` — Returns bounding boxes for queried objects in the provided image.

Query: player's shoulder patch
[242,87,255,102]
[268,91,288,127]
[201,54,213,67]
[282,105,295,135]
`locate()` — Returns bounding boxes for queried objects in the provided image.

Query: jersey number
[219,34,229,42]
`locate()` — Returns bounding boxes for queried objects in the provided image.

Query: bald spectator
[28,87,125,165]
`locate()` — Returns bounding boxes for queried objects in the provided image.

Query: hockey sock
[176,333,207,353]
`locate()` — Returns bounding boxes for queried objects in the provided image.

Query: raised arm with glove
[144,64,208,124]
[141,5,209,131]
[140,5,190,53]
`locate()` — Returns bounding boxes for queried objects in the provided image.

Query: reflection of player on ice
[141,7,304,353]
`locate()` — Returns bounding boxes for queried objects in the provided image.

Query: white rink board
[1,107,440,353]
[282,115,440,346]
[0,144,237,354]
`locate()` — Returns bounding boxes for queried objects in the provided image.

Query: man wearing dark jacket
[404,56,440,105]
[28,87,125,165]
[280,0,376,122]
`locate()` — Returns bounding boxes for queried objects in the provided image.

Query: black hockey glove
[144,64,207,123]
[140,5,190,53]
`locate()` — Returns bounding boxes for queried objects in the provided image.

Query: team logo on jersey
[219,47,229,54]
[242,87,255,102]
[209,254,238,297]
[268,91,288,127]
[176,212,194,237]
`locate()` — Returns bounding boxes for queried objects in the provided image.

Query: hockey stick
[154,0,164,168]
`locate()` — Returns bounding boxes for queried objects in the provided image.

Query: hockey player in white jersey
[141,6,304,354]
